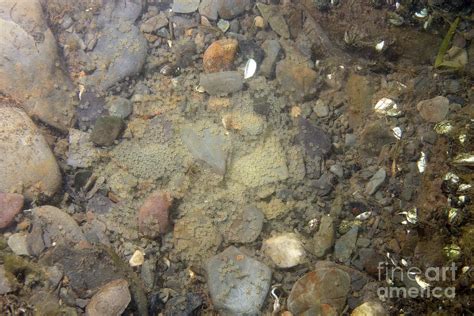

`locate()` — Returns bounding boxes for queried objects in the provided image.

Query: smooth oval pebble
[0,192,24,229]
[86,279,131,316]
[262,233,305,268]
[129,250,145,267]
[138,191,172,238]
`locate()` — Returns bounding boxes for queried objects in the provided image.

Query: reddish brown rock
[203,38,238,73]
[0,193,24,228]
[138,191,172,238]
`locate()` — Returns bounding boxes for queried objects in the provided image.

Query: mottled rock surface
[0,107,61,199]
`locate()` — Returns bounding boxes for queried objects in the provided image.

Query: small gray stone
[0,266,15,294]
[263,233,305,268]
[313,215,335,258]
[217,0,251,19]
[199,0,219,20]
[206,246,272,315]
[172,0,200,13]
[31,206,86,247]
[140,13,168,33]
[181,127,228,175]
[86,279,131,316]
[90,116,124,146]
[107,96,133,119]
[8,233,30,256]
[260,40,281,79]
[313,99,329,117]
[221,205,264,243]
[256,3,290,38]
[199,71,243,95]
[365,168,386,195]
[345,133,357,147]
[329,164,344,178]
[334,225,359,263]
[416,96,450,123]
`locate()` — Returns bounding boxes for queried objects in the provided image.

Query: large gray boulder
[0,0,76,131]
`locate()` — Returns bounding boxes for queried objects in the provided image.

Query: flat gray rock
[334,225,359,263]
[181,127,228,175]
[365,168,386,195]
[199,71,243,95]
[172,0,200,13]
[206,246,272,315]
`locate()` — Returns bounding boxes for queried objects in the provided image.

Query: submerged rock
[86,279,131,316]
[416,96,450,123]
[220,205,264,243]
[313,215,336,258]
[0,266,15,294]
[203,39,238,73]
[217,0,251,19]
[181,126,228,175]
[276,60,318,101]
[297,118,332,159]
[67,129,101,168]
[256,3,290,38]
[90,116,124,146]
[199,71,243,95]
[365,168,386,195]
[0,0,75,131]
[30,206,86,247]
[334,225,359,263]
[0,193,24,229]
[172,0,200,14]
[0,107,61,199]
[351,301,388,316]
[287,263,351,314]
[260,40,282,78]
[263,233,306,268]
[206,246,272,315]
[138,191,172,237]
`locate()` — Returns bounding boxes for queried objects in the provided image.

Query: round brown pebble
[203,38,238,73]
[86,279,131,316]
[138,191,172,238]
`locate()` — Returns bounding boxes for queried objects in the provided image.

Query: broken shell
[399,207,417,225]
[444,172,460,183]
[415,275,430,289]
[195,85,206,93]
[434,121,453,134]
[414,8,428,19]
[244,58,257,79]
[417,151,427,173]
[355,211,372,220]
[375,40,385,52]
[392,127,402,140]
[217,19,230,33]
[459,134,467,144]
[458,184,472,191]
[447,208,462,225]
[452,153,474,166]
[129,250,145,267]
[444,244,461,261]
[374,98,401,117]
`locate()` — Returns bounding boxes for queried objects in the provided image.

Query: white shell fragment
[244,58,257,79]
[399,207,418,225]
[195,85,206,93]
[217,19,230,33]
[355,211,372,220]
[458,184,472,191]
[392,127,402,140]
[415,275,430,289]
[374,98,402,116]
[417,151,427,173]
[452,153,474,166]
[434,121,453,134]
[129,250,145,267]
[414,8,428,19]
[444,172,460,183]
[375,40,385,52]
